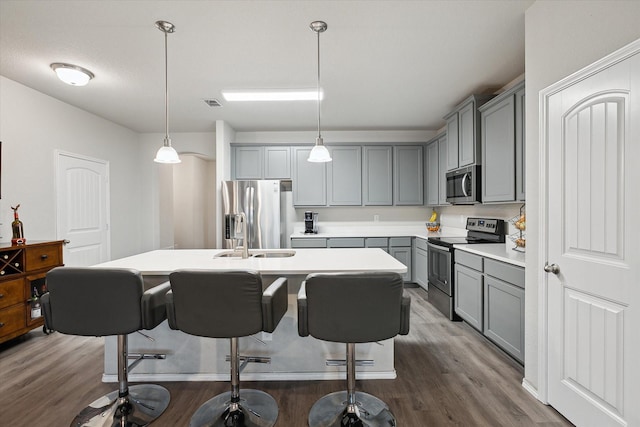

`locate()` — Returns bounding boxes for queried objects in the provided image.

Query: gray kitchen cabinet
[425,133,449,206]
[365,237,389,253]
[480,81,525,203]
[438,135,449,205]
[389,237,412,282]
[445,94,494,172]
[328,146,362,206]
[413,237,428,289]
[425,137,440,206]
[233,146,263,179]
[484,258,525,364]
[292,146,327,206]
[445,112,459,170]
[515,86,526,201]
[264,146,291,179]
[232,145,290,179]
[393,146,423,205]
[290,238,327,248]
[327,237,365,248]
[454,251,484,331]
[362,146,393,206]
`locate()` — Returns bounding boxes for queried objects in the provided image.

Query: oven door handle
[427,242,450,253]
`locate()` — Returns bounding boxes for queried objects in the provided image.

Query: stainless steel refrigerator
[221,180,294,249]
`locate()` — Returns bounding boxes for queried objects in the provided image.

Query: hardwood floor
[0,287,572,426]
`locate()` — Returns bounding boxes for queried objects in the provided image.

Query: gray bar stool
[42,267,171,427]
[166,270,288,427]
[297,272,411,427]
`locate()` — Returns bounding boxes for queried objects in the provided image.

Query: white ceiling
[0,0,532,134]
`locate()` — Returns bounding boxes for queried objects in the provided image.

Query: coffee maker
[304,211,318,234]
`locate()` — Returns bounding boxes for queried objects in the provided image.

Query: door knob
[544,263,560,275]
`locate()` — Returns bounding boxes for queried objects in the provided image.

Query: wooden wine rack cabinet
[0,241,64,344]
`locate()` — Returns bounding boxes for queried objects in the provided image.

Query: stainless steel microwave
[446,165,481,204]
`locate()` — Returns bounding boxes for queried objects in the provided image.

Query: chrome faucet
[235,212,249,259]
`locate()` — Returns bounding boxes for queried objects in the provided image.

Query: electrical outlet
[374,214,379,222]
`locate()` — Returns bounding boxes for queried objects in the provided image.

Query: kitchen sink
[214,250,296,259]
[251,250,296,258]
[213,251,244,258]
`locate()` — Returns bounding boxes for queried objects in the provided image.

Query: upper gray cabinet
[363,146,393,206]
[425,136,440,206]
[445,94,495,171]
[515,86,526,201]
[292,146,326,206]
[425,133,449,207]
[438,135,449,205]
[264,146,291,179]
[479,81,525,203]
[328,146,362,206]
[393,145,423,205]
[232,145,291,180]
[233,146,263,179]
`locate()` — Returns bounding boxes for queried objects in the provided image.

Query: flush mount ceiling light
[221,89,322,102]
[307,21,331,163]
[50,63,94,86]
[154,20,181,164]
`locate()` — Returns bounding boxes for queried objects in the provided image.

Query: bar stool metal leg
[308,343,397,427]
[71,335,171,427]
[189,337,279,427]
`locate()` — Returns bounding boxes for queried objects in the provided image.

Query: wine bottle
[30,287,42,319]
[11,204,26,245]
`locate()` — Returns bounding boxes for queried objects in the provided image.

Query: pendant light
[307,21,332,163]
[154,20,181,164]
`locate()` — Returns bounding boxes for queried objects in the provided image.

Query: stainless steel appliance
[222,180,294,249]
[446,165,481,204]
[427,217,505,320]
[304,211,319,234]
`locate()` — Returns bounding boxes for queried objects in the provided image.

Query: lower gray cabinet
[455,249,525,364]
[483,259,525,364]
[389,237,412,282]
[327,237,365,248]
[413,237,428,289]
[290,238,327,248]
[365,237,389,252]
[454,251,484,331]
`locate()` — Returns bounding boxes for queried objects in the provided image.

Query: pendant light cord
[316,29,321,140]
[164,29,170,144]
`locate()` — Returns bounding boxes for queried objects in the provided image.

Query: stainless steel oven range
[427,217,505,320]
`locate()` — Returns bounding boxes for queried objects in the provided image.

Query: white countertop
[454,243,525,268]
[95,248,408,275]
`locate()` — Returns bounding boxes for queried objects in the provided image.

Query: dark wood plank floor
[0,287,572,426]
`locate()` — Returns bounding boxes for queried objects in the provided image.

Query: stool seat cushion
[299,272,408,343]
[44,267,146,336]
[167,270,265,338]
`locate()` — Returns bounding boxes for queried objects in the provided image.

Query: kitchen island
[95,248,407,383]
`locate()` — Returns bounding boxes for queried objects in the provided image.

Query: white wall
[137,132,215,250]
[0,76,144,260]
[173,154,216,249]
[524,0,640,395]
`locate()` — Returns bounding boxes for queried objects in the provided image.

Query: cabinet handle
[0,293,4,298]
[0,322,4,328]
[41,254,48,260]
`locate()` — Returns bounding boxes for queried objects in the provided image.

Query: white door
[55,151,110,266]
[544,42,640,426]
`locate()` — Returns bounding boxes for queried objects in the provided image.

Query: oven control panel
[466,217,504,235]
